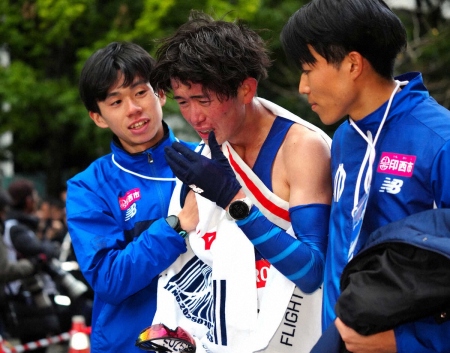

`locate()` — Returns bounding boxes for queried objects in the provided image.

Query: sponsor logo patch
[119,188,141,210]
[377,152,416,177]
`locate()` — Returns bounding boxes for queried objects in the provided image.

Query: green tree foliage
[0,0,449,196]
[395,1,450,108]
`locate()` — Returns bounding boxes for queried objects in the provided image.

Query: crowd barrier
[0,316,91,353]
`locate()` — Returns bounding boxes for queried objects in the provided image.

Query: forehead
[109,73,148,92]
[171,79,209,96]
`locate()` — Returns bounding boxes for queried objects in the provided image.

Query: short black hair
[8,179,35,210]
[152,11,272,101]
[280,0,407,79]
[79,42,156,114]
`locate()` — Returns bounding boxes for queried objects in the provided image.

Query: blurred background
[1,0,449,199]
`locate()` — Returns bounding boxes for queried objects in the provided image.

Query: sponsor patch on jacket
[377,152,416,177]
[119,188,141,210]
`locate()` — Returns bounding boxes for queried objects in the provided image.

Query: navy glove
[164,131,241,209]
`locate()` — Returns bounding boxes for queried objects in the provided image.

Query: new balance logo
[379,177,403,194]
[125,203,137,221]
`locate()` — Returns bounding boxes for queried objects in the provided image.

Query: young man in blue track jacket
[65,42,198,353]
[281,1,450,352]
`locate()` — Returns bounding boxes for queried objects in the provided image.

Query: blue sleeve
[431,140,450,208]
[395,316,450,353]
[237,203,330,293]
[66,181,187,305]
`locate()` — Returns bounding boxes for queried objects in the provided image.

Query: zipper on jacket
[147,153,154,163]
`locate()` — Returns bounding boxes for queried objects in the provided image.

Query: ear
[157,90,167,107]
[89,111,109,129]
[239,77,258,104]
[346,51,364,79]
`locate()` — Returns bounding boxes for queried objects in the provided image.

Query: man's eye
[111,100,121,106]
[136,90,147,96]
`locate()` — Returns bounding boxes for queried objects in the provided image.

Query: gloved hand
[164,131,241,209]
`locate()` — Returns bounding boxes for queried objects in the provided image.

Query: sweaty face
[299,46,354,125]
[90,74,166,153]
[171,79,245,145]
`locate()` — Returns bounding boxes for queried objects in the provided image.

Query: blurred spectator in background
[5,179,60,263]
[3,178,61,352]
[58,185,67,204]
[0,188,34,339]
[36,197,51,240]
[38,197,67,245]
[0,187,34,283]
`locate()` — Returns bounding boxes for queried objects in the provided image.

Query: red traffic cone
[69,316,90,353]
[0,335,5,353]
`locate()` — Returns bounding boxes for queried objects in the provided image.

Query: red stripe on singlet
[226,145,290,222]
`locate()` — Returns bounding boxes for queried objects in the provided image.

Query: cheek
[204,105,228,123]
[178,105,194,123]
[213,108,235,130]
[152,102,163,117]
[218,100,239,117]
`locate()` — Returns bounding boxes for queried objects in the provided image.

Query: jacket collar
[110,121,178,177]
[352,72,427,133]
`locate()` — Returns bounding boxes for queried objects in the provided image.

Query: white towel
[153,146,257,353]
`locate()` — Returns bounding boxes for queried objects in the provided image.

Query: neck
[229,98,276,167]
[350,76,399,122]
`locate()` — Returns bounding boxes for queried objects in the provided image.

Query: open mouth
[130,120,149,129]
[198,129,213,134]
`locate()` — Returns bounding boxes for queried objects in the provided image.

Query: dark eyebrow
[130,79,148,89]
[173,94,209,100]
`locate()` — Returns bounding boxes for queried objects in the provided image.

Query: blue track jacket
[66,124,196,353]
[323,72,450,352]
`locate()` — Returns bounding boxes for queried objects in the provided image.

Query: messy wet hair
[152,11,272,101]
